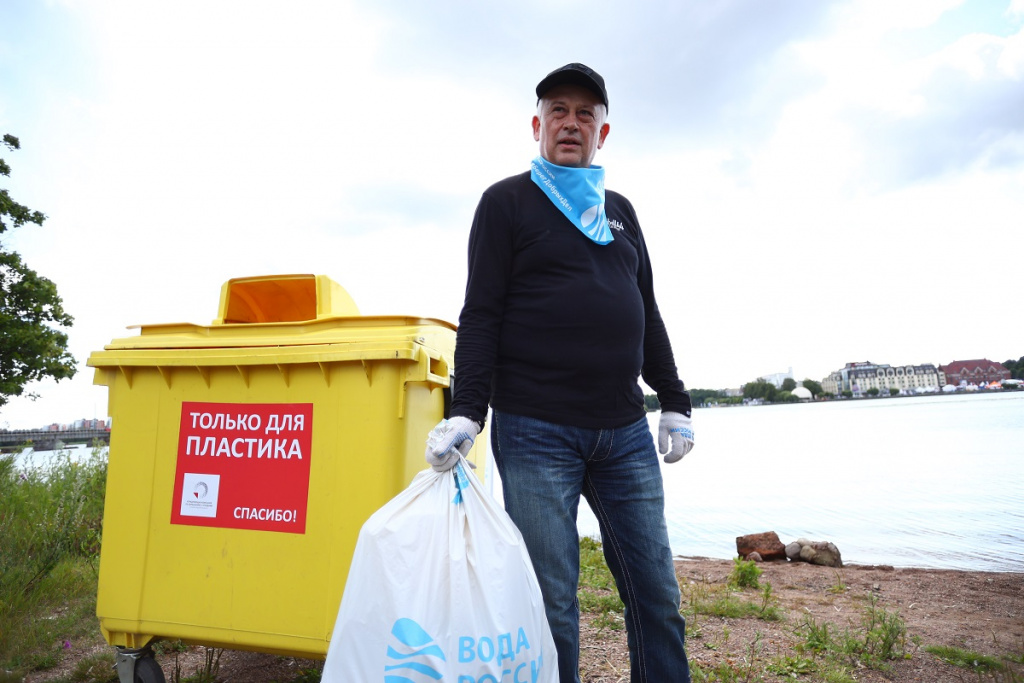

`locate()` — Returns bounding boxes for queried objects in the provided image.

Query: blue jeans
[492,410,690,683]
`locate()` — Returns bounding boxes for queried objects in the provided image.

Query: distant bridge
[0,428,111,451]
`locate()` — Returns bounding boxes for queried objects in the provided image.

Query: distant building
[68,418,108,431]
[822,361,941,396]
[938,359,1010,387]
[791,386,813,401]
[759,367,794,388]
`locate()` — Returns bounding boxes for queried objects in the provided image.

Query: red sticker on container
[171,401,313,534]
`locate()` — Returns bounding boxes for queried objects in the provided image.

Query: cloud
[851,30,1024,185]
[2,0,1023,427]
[356,0,835,150]
[605,1,834,141]
[777,2,1024,189]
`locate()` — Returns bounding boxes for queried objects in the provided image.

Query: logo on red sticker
[171,402,313,534]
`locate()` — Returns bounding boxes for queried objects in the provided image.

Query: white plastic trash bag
[322,459,558,683]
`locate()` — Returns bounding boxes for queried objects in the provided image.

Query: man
[425,63,694,683]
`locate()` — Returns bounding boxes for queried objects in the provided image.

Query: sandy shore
[24,557,1024,683]
[583,556,1024,682]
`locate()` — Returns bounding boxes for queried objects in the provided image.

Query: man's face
[532,84,610,168]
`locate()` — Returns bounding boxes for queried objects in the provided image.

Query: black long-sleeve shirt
[450,171,691,429]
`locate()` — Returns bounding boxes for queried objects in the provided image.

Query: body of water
[14,393,1022,572]
[579,392,1024,572]
[10,441,102,470]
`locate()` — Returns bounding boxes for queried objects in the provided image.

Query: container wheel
[133,656,166,683]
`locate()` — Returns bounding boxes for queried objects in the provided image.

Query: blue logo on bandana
[530,156,613,245]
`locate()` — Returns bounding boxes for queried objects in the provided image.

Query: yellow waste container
[88,274,485,682]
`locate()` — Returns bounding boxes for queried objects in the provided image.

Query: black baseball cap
[536,63,608,111]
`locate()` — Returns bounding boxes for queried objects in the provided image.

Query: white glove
[658,411,694,463]
[424,416,480,472]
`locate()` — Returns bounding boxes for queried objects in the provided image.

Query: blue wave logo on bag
[384,618,446,682]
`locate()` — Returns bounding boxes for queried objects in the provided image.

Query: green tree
[1003,357,1023,380]
[743,379,777,402]
[889,387,900,396]
[0,134,76,408]
[688,388,725,406]
[781,377,797,392]
[802,378,823,398]
[643,394,661,412]
[866,387,880,397]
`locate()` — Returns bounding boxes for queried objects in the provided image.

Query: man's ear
[597,122,610,149]
[532,115,541,142]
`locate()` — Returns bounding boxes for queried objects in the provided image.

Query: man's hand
[657,411,694,464]
[424,416,481,472]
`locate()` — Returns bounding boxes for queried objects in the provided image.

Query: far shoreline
[689,386,1023,409]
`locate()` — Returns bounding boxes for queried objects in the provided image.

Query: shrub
[728,556,762,589]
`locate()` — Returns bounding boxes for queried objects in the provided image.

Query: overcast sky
[2,0,1022,429]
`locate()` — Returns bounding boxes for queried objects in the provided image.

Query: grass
[67,652,117,683]
[681,561,786,682]
[827,568,847,594]
[577,535,625,632]
[684,590,913,683]
[578,547,790,681]
[792,594,913,673]
[685,556,919,682]
[925,644,1024,679]
[0,446,232,683]
[683,565,783,625]
[0,444,108,679]
[578,535,617,592]
[925,644,1004,671]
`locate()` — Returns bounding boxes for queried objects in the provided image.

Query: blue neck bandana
[530,156,613,245]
